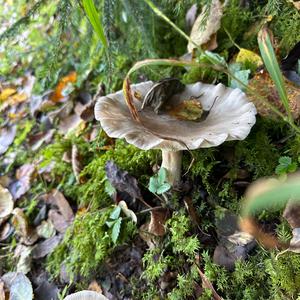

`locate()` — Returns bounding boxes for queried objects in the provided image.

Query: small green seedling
[275,156,298,176]
[106,206,122,244]
[148,167,171,195]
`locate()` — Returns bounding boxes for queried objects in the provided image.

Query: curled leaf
[0,185,14,218]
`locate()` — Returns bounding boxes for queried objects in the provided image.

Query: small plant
[275,156,298,176]
[105,206,122,244]
[148,167,171,195]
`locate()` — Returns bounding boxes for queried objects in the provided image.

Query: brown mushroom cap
[95,81,256,151]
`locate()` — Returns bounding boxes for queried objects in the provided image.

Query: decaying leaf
[32,235,62,259]
[64,290,109,300]
[9,164,36,200]
[148,208,168,236]
[0,222,13,241]
[187,0,223,52]
[0,88,16,101]
[36,220,56,239]
[15,245,33,274]
[0,125,16,155]
[34,280,59,300]
[0,185,14,218]
[50,71,77,103]
[167,99,203,121]
[58,114,82,136]
[105,160,142,199]
[48,209,70,233]
[71,145,82,183]
[88,281,103,293]
[12,208,38,245]
[47,189,74,222]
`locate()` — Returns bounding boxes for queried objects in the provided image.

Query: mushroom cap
[64,291,109,300]
[95,81,256,151]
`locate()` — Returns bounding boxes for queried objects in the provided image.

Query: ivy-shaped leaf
[148,168,171,194]
[110,206,121,220]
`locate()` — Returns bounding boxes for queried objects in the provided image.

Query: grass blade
[82,0,107,48]
[258,27,291,121]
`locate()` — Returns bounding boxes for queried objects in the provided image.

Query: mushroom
[94,81,256,186]
[64,290,109,300]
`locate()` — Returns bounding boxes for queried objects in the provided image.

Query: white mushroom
[95,81,256,186]
[64,290,108,300]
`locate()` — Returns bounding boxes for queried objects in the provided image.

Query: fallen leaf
[58,114,82,136]
[48,209,70,233]
[34,280,59,300]
[9,164,36,200]
[105,160,142,200]
[28,129,55,151]
[148,208,168,236]
[47,189,74,222]
[12,208,38,245]
[0,185,14,218]
[36,220,56,239]
[0,222,13,241]
[9,272,33,300]
[0,88,16,101]
[50,71,77,103]
[88,280,103,293]
[167,99,203,121]
[32,235,62,259]
[0,125,16,155]
[185,4,197,29]
[187,0,223,52]
[15,245,33,274]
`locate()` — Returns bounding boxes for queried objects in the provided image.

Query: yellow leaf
[236,48,263,67]
[0,88,16,101]
[167,99,203,121]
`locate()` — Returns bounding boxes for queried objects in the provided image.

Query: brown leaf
[0,223,13,241]
[58,114,82,135]
[32,235,62,259]
[47,189,74,222]
[148,208,168,236]
[0,185,14,218]
[88,281,103,293]
[167,99,203,121]
[48,209,70,233]
[9,164,36,200]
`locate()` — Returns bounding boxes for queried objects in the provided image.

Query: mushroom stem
[161,150,182,186]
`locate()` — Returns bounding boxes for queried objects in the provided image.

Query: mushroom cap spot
[94,81,257,151]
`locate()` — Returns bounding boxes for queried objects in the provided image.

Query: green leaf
[258,27,291,121]
[157,167,168,185]
[105,180,116,197]
[278,156,292,166]
[149,176,159,194]
[112,218,122,244]
[105,220,115,228]
[110,206,121,220]
[156,183,171,195]
[229,63,250,90]
[82,0,107,48]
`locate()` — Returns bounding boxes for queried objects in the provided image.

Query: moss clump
[47,207,136,279]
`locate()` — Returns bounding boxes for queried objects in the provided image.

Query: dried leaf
[48,209,70,233]
[167,99,203,121]
[0,126,16,155]
[105,160,142,199]
[36,220,56,239]
[15,245,33,274]
[0,88,16,101]
[9,164,36,200]
[0,185,13,218]
[88,281,103,293]
[187,0,223,52]
[58,114,82,136]
[12,208,38,245]
[148,208,168,236]
[32,235,62,259]
[47,189,74,222]
[0,222,13,241]
[50,71,77,103]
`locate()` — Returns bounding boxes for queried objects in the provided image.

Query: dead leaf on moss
[32,235,62,259]
[0,125,16,155]
[58,114,82,135]
[0,222,13,241]
[148,208,168,237]
[12,208,38,245]
[9,164,36,200]
[36,220,56,239]
[47,209,70,233]
[187,0,223,52]
[14,245,33,274]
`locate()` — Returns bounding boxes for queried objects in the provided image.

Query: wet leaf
[167,99,203,121]
[32,235,62,259]
[0,125,16,155]
[0,185,14,218]
[105,160,142,199]
[9,272,33,300]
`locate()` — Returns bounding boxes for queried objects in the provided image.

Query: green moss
[47,207,136,279]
